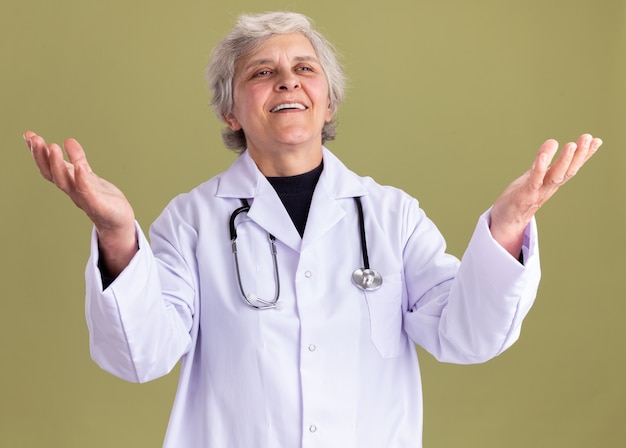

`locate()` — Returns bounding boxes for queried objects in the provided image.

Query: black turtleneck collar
[266,161,323,237]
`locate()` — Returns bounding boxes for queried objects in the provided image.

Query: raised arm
[24,131,138,276]
[490,133,602,257]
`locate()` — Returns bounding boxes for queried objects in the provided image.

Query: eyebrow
[242,55,320,72]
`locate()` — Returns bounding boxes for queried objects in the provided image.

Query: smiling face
[224,33,333,174]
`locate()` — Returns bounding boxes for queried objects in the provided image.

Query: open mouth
[270,103,308,113]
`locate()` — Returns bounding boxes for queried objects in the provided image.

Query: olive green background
[1,0,624,446]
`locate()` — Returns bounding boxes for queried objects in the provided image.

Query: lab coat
[85,147,540,448]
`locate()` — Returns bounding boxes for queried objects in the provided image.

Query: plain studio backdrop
[1,1,624,446]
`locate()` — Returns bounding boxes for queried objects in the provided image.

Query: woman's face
[225,33,332,162]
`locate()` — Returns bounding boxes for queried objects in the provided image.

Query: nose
[275,71,300,91]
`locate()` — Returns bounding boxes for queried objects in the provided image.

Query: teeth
[270,103,306,112]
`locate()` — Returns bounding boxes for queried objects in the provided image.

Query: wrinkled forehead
[234,32,320,76]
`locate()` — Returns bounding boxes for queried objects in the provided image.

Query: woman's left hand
[490,133,603,258]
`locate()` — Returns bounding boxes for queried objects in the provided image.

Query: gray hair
[206,12,346,153]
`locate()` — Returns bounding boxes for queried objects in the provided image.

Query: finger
[559,134,603,180]
[28,134,54,182]
[584,137,603,164]
[65,139,97,197]
[544,141,577,186]
[527,139,558,190]
[23,130,37,152]
[64,138,93,174]
[559,134,591,178]
[48,142,76,192]
[23,130,42,146]
[23,130,45,155]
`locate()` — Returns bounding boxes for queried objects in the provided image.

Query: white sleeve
[404,208,540,364]
[84,218,195,383]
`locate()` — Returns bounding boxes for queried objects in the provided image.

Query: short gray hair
[206,12,346,153]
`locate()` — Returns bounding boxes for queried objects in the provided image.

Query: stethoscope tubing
[229,196,382,310]
[230,199,281,309]
[354,197,371,270]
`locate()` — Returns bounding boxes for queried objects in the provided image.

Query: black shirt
[266,161,323,238]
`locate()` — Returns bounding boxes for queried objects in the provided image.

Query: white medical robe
[85,147,540,447]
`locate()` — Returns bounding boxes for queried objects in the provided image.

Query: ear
[223,113,242,131]
[325,101,333,122]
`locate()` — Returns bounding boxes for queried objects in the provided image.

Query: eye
[296,65,313,72]
[253,69,272,78]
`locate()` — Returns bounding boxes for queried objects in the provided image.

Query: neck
[248,144,323,177]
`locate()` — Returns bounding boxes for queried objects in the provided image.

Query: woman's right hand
[24,131,138,276]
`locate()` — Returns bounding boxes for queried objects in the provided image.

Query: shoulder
[166,175,223,214]
[359,176,426,235]
[325,150,426,239]
[150,171,235,239]
[360,175,417,204]
[323,147,421,207]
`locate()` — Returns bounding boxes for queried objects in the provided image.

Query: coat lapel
[302,149,367,249]
[215,148,366,253]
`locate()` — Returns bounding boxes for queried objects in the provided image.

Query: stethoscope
[229,197,383,310]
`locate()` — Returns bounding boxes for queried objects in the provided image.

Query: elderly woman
[25,11,601,448]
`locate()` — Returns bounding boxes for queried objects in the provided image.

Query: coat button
[309,425,317,433]
[304,271,312,278]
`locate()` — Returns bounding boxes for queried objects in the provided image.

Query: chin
[275,129,322,146]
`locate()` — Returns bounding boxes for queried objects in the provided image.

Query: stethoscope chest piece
[352,268,383,291]
[351,197,383,291]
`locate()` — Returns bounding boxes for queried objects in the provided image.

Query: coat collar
[216,147,367,252]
